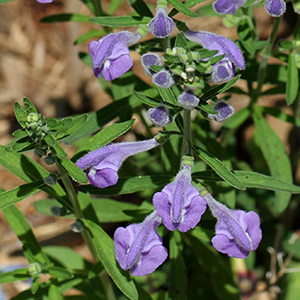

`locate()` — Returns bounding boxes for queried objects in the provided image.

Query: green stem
[93,0,104,17]
[56,162,116,300]
[181,109,192,156]
[251,16,282,104]
[56,162,99,262]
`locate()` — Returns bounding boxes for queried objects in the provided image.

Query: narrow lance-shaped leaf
[81,219,138,300]
[193,145,246,190]
[169,231,187,300]
[253,109,293,212]
[286,50,299,105]
[89,16,151,27]
[3,205,51,264]
[40,14,91,23]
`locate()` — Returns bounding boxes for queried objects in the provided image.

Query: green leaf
[223,108,250,129]
[73,119,134,161]
[78,175,173,195]
[169,231,186,300]
[0,181,45,210]
[126,0,153,17]
[89,16,152,27]
[48,284,63,300]
[0,146,70,209]
[0,0,16,4]
[40,13,91,23]
[237,17,255,56]
[234,171,300,193]
[256,106,300,126]
[253,109,293,212]
[57,114,88,140]
[286,51,299,105]
[201,75,241,101]
[193,145,246,190]
[58,158,88,183]
[166,0,198,17]
[0,268,31,284]
[23,97,38,114]
[158,86,179,106]
[185,228,239,300]
[14,102,27,128]
[47,266,73,279]
[65,96,141,144]
[74,30,105,45]
[81,219,138,300]
[43,246,92,270]
[3,205,51,264]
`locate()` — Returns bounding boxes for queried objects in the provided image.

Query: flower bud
[71,220,84,233]
[264,0,286,17]
[43,174,57,186]
[152,69,174,88]
[207,100,235,122]
[141,53,163,76]
[147,105,170,127]
[178,89,199,109]
[149,0,175,39]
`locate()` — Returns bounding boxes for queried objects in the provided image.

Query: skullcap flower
[76,137,162,189]
[149,0,175,39]
[264,0,286,17]
[141,53,163,76]
[213,0,247,15]
[153,158,207,232]
[184,30,245,83]
[207,100,235,122]
[36,0,55,2]
[204,193,262,258]
[147,105,170,127]
[178,89,199,109]
[89,31,141,81]
[114,211,168,276]
[152,69,174,88]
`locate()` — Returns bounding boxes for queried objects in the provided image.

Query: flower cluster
[77,147,262,275]
[71,0,263,278]
[213,0,286,17]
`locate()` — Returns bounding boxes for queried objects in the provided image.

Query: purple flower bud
[89,31,141,81]
[264,0,286,17]
[184,30,245,83]
[204,193,262,258]
[141,53,163,76]
[76,137,161,188]
[207,100,235,121]
[149,2,175,39]
[213,0,247,15]
[147,105,170,127]
[153,159,207,232]
[210,60,235,83]
[114,211,168,276]
[152,69,174,88]
[178,89,199,109]
[36,0,55,2]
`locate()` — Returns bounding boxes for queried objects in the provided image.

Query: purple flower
[207,100,235,121]
[265,0,286,17]
[184,30,245,83]
[114,211,168,276]
[36,0,55,2]
[204,193,262,258]
[147,105,170,127]
[76,137,161,188]
[148,1,175,39]
[178,89,199,109]
[213,0,247,15]
[141,53,163,76]
[153,159,207,232]
[152,69,174,88]
[89,31,141,81]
